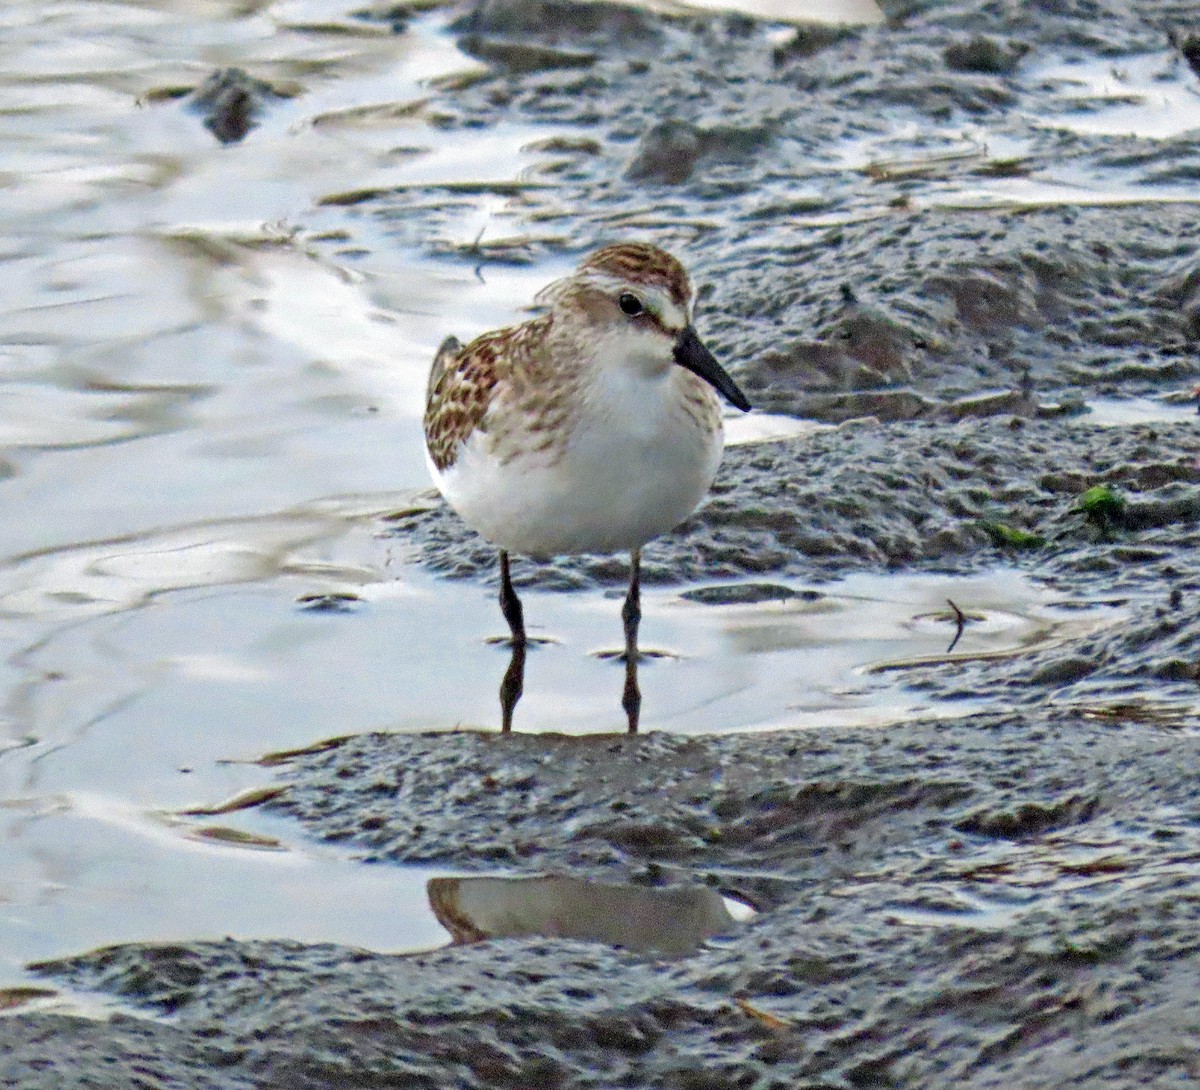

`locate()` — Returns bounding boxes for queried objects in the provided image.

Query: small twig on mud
[946,598,966,653]
[469,223,489,283]
[735,998,792,1031]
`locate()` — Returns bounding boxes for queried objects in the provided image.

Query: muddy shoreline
[16,712,1200,1087]
[6,0,1200,1086]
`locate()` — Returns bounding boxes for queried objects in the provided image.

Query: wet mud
[393,416,1200,594]
[18,713,1200,1087]
[8,0,1200,1086]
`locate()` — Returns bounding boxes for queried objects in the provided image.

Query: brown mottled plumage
[424,313,590,473]
[424,243,706,473]
[578,242,691,311]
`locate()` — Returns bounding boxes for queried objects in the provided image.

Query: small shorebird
[424,242,751,732]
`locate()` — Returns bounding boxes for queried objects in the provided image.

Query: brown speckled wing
[426,335,462,405]
[424,332,504,472]
[425,315,571,473]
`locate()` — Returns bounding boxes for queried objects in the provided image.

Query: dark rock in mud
[18,711,1200,1087]
[626,120,776,186]
[625,119,703,185]
[679,582,820,606]
[186,67,287,144]
[450,0,657,44]
[625,119,704,185]
[459,34,597,74]
[1180,33,1200,79]
[388,418,1200,592]
[943,35,1029,75]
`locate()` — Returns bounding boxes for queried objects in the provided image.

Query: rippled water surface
[0,0,1154,997]
[1,0,534,992]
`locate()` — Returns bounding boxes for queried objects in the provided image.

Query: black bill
[673,325,751,412]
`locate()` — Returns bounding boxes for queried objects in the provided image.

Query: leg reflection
[621,548,641,734]
[499,637,526,734]
[498,551,527,733]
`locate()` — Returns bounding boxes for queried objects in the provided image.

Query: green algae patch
[1079,485,1128,528]
[980,520,1045,550]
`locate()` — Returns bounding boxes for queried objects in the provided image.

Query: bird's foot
[485,634,555,649]
[591,647,677,664]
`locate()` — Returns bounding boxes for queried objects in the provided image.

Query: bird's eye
[618,292,644,317]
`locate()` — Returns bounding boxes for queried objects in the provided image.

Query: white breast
[430,366,723,559]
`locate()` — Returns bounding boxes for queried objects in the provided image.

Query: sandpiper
[424,242,751,732]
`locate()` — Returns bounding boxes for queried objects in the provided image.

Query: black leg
[498,551,526,732]
[499,551,525,646]
[621,548,642,734]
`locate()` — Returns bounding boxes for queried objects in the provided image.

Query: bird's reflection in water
[496,634,646,735]
[499,635,526,733]
[428,874,754,958]
[497,554,643,734]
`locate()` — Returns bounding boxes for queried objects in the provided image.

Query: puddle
[4,534,1129,767]
[662,571,1123,731]
[1085,395,1200,426]
[641,0,884,24]
[725,412,827,446]
[0,791,449,991]
[1032,52,1200,140]
[428,873,753,957]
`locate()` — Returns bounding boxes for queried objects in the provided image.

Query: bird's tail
[427,335,463,406]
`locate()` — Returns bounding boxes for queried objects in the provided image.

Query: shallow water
[1086,394,1200,426]
[829,45,1200,213]
[651,0,884,22]
[0,531,1126,988]
[0,0,524,994]
[1032,51,1200,141]
[0,0,1178,999]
